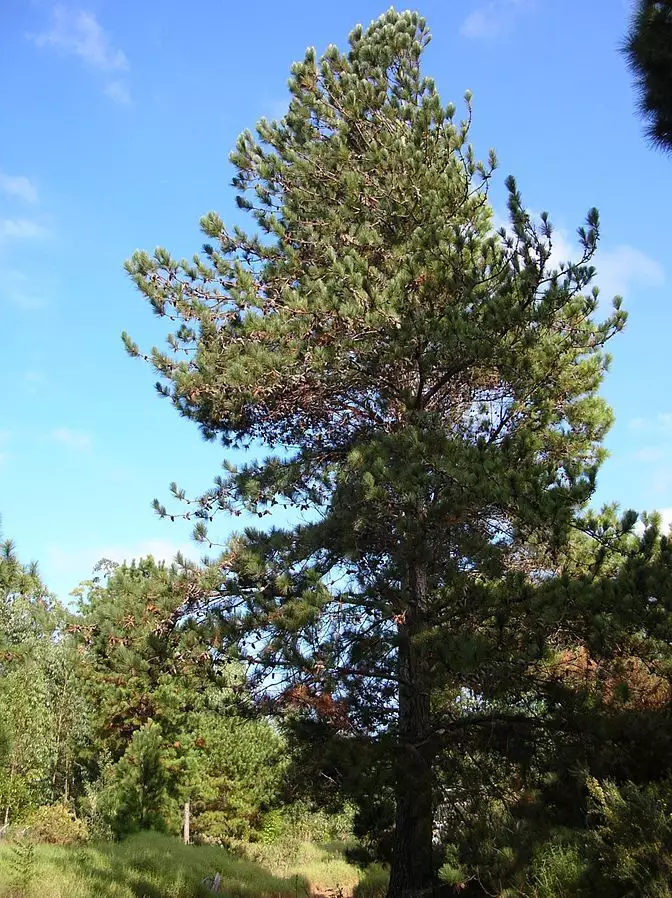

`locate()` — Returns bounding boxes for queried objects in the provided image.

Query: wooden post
[183,799,190,845]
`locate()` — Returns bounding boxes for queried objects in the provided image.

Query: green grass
[0,831,358,898]
[232,838,361,896]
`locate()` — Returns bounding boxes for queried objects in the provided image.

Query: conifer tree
[623,0,672,153]
[124,11,626,894]
[73,556,282,838]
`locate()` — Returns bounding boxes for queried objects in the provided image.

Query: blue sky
[0,0,670,601]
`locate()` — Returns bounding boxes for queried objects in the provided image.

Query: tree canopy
[623,0,672,153]
[122,10,656,896]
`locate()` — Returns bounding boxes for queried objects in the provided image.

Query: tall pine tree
[623,0,672,154]
[124,11,625,895]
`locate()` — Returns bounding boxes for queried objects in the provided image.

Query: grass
[232,838,361,896]
[0,830,361,898]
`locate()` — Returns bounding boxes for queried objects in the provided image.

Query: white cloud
[496,212,664,303]
[30,6,128,72]
[628,413,672,433]
[0,172,38,204]
[538,231,663,301]
[50,427,93,451]
[461,0,531,39]
[29,6,131,104]
[633,447,667,463]
[103,79,131,106]
[636,508,672,535]
[0,218,49,240]
[594,245,665,300]
[659,508,672,532]
[47,538,200,586]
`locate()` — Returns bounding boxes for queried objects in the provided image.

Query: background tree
[0,535,84,821]
[124,10,629,895]
[623,0,672,153]
[73,556,283,839]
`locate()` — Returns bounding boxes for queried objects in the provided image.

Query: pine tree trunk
[386,562,435,898]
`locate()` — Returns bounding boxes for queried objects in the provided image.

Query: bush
[585,777,672,896]
[528,841,587,898]
[259,808,286,845]
[353,863,389,898]
[26,804,88,846]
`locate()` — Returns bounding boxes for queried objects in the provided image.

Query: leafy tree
[0,536,82,821]
[623,0,672,153]
[124,10,628,894]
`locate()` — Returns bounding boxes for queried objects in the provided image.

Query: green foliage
[528,842,587,898]
[0,831,319,898]
[123,7,644,891]
[27,805,89,846]
[585,777,672,896]
[6,839,35,898]
[438,844,468,890]
[353,864,389,898]
[102,721,174,837]
[0,536,85,823]
[190,713,285,842]
[231,835,360,896]
[623,0,672,153]
[72,557,285,840]
[259,808,285,845]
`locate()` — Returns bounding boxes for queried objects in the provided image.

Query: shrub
[26,804,89,846]
[353,863,389,898]
[528,841,587,898]
[585,777,672,896]
[260,808,286,845]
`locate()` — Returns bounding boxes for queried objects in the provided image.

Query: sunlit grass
[0,830,334,898]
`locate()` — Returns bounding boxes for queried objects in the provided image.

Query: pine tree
[124,11,626,894]
[623,0,672,153]
[73,555,282,838]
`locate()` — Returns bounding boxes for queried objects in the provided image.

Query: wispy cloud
[0,269,48,311]
[636,507,672,535]
[461,0,532,39]
[0,218,49,240]
[29,6,132,104]
[633,447,667,463]
[50,427,93,451]
[30,6,127,71]
[0,172,38,204]
[496,210,664,303]
[658,508,672,532]
[629,413,672,433]
[103,79,131,106]
[596,245,665,300]
[495,209,664,301]
[47,538,199,589]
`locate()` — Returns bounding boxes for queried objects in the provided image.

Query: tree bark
[386,562,435,898]
[183,799,191,845]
